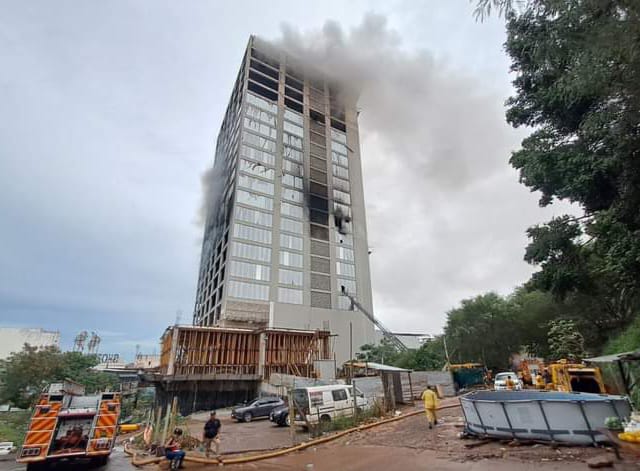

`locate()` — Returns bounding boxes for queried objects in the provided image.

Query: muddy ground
[131,398,639,470]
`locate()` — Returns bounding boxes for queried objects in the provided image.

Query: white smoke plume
[274,14,554,332]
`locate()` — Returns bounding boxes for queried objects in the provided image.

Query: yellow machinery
[518,359,544,385]
[547,360,606,393]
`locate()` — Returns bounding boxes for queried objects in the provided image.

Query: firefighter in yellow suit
[421,386,439,429]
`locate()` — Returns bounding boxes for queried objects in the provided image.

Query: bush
[0,410,31,447]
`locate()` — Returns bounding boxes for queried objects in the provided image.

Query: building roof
[349,361,410,372]
[584,350,640,363]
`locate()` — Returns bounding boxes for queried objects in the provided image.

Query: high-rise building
[193,36,375,363]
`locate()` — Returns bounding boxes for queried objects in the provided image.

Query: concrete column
[258,332,267,378]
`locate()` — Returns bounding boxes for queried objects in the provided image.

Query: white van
[292,384,368,426]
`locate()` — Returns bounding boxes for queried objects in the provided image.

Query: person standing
[203,411,222,459]
[506,375,516,390]
[421,386,439,429]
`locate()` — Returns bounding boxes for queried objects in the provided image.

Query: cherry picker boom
[340,286,408,352]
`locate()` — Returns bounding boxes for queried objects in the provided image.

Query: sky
[0,1,573,359]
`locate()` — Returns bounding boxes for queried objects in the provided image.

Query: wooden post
[408,372,414,404]
[288,385,295,446]
[161,401,171,444]
[352,380,357,420]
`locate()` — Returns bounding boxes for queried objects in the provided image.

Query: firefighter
[506,375,516,390]
[421,385,439,429]
[535,373,546,390]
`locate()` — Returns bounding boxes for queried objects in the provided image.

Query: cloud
[273,14,575,332]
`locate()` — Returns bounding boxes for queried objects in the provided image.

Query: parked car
[269,404,290,427]
[231,396,284,422]
[494,372,523,390]
[292,384,369,427]
[0,442,15,456]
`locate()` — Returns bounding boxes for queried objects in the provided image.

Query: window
[284,109,303,125]
[241,144,275,166]
[231,241,271,262]
[237,190,273,210]
[246,92,278,113]
[283,121,303,137]
[337,296,353,311]
[331,151,348,168]
[283,159,303,176]
[279,269,303,286]
[229,260,270,281]
[233,223,272,244]
[282,174,303,189]
[332,165,349,179]
[333,176,350,192]
[245,103,276,126]
[333,189,351,205]
[243,132,276,153]
[282,188,304,204]
[330,129,347,144]
[239,159,275,180]
[278,287,303,304]
[280,217,303,234]
[228,280,269,301]
[331,141,348,154]
[280,233,303,251]
[332,389,348,401]
[235,206,272,227]
[334,202,351,218]
[336,262,356,277]
[244,117,277,139]
[283,132,303,149]
[280,250,303,268]
[335,231,353,247]
[283,146,303,162]
[336,246,355,262]
[238,175,274,195]
[281,202,303,219]
[337,278,356,294]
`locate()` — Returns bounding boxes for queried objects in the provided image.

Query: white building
[0,328,60,360]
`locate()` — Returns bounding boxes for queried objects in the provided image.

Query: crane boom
[340,286,408,352]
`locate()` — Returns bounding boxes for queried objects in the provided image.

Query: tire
[277,413,290,427]
[92,455,109,467]
[285,413,291,427]
[243,412,253,423]
[320,414,331,424]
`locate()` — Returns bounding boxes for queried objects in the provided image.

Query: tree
[475,0,640,343]
[356,338,400,364]
[0,345,119,408]
[444,293,522,370]
[547,319,585,361]
[394,336,447,371]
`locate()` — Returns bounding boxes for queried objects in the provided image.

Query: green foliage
[547,319,585,361]
[0,344,119,409]
[443,293,521,370]
[356,338,399,364]
[395,337,446,371]
[0,410,31,446]
[604,316,640,355]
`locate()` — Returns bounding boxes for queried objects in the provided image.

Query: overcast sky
[0,1,571,358]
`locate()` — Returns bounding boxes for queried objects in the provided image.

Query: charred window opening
[285,75,303,91]
[285,86,303,103]
[334,206,352,235]
[310,181,328,197]
[310,210,329,226]
[248,81,278,102]
[309,196,328,212]
[285,98,303,113]
[251,48,279,70]
[249,70,278,92]
[250,59,279,80]
[331,119,347,132]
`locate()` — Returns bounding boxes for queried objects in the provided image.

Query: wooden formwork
[159,326,331,380]
[160,326,259,377]
[262,329,331,380]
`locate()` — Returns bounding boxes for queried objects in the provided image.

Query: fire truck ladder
[340,286,408,352]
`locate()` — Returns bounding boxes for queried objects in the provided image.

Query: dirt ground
[136,399,639,470]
